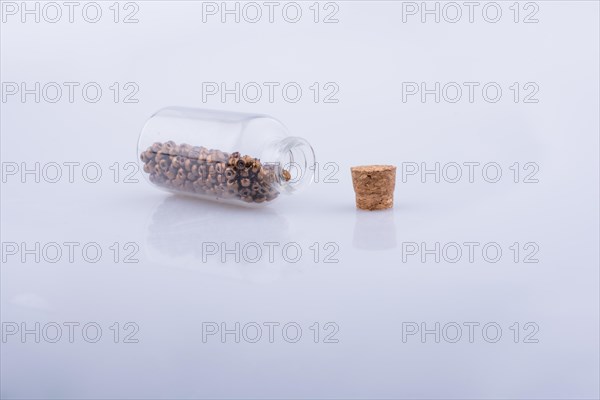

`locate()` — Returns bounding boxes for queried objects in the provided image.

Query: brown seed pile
[140,141,289,203]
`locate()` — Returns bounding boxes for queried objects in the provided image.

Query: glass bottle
[137,107,316,205]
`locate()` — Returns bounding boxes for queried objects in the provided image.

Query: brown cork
[351,165,396,210]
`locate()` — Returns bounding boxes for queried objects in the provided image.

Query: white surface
[1,1,599,399]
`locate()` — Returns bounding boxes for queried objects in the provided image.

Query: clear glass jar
[138,107,316,205]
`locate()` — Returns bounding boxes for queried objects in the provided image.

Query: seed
[227,179,239,190]
[166,166,177,180]
[199,150,208,162]
[151,142,162,152]
[172,155,184,169]
[282,169,291,181]
[180,143,192,154]
[214,150,227,162]
[225,167,236,179]
[250,159,261,172]
[241,155,252,167]
[240,178,251,187]
[163,141,176,155]
[188,149,200,159]
[229,152,240,167]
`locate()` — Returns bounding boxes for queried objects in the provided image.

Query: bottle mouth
[276,136,316,194]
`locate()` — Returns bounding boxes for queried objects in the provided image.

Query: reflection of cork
[351,165,396,210]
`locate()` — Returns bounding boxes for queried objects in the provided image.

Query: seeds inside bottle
[140,141,292,204]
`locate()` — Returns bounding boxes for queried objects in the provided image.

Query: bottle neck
[267,136,316,194]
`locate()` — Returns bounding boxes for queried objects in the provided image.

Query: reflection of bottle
[353,210,397,250]
[145,196,293,283]
[147,196,290,260]
[137,107,316,206]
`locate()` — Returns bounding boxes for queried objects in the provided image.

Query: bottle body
[138,107,315,205]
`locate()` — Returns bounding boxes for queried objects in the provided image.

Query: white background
[1,1,599,399]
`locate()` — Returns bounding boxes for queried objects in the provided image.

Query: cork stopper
[351,165,396,210]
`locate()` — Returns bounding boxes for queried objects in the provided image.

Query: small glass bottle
[137,107,316,205]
